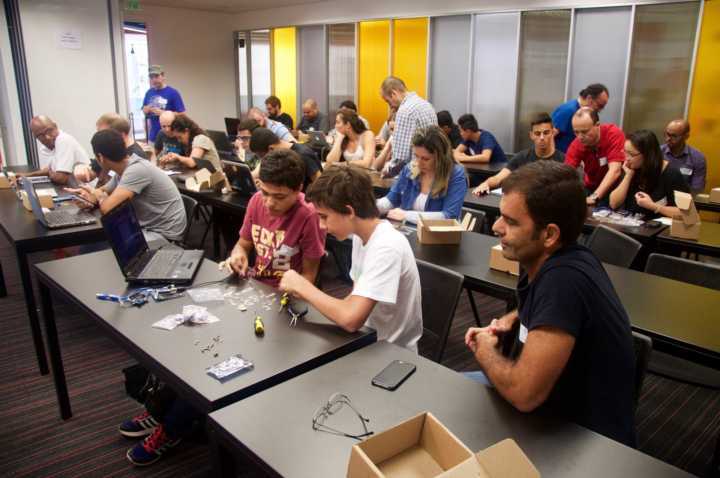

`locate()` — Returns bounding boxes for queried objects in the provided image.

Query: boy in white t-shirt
[279,165,423,351]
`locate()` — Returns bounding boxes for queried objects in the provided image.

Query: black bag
[122,364,177,419]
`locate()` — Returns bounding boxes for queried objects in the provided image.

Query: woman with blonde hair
[377,125,467,223]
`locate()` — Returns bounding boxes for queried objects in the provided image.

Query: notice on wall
[58,30,82,50]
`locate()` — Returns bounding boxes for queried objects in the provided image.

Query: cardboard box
[710,187,720,204]
[489,244,520,276]
[671,191,701,240]
[347,412,539,478]
[185,168,226,192]
[417,216,465,245]
[20,189,55,211]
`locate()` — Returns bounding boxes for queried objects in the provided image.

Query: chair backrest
[631,331,652,408]
[586,225,642,268]
[416,259,465,363]
[645,253,720,291]
[461,207,486,234]
[180,194,199,245]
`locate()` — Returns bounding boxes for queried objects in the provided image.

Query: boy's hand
[279,270,309,298]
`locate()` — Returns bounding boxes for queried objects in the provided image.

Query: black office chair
[645,253,720,291]
[0,260,6,298]
[461,208,486,234]
[180,194,199,248]
[631,331,652,409]
[416,259,465,363]
[586,225,642,268]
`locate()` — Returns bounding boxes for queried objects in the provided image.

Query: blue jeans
[464,371,492,387]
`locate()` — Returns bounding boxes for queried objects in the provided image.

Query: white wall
[229,0,685,30]
[0,0,28,166]
[19,0,117,156]
[124,4,239,132]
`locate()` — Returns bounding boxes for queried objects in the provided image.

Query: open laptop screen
[102,201,148,273]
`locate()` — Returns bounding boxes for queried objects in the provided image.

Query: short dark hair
[579,83,608,99]
[170,114,205,143]
[457,114,479,132]
[91,129,127,162]
[339,100,358,112]
[237,119,259,134]
[627,129,663,194]
[502,161,586,246]
[436,110,454,129]
[249,127,280,155]
[529,112,553,129]
[259,149,305,190]
[265,95,281,108]
[306,165,379,219]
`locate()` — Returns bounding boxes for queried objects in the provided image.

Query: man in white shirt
[15,116,90,187]
[279,165,423,351]
[247,107,296,143]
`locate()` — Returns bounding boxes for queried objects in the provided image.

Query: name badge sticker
[519,323,529,343]
[680,167,693,176]
[598,157,608,167]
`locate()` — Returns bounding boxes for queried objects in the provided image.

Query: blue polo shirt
[143,86,185,142]
[552,98,580,153]
[462,130,505,163]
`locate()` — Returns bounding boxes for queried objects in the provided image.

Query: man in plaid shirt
[380,76,437,178]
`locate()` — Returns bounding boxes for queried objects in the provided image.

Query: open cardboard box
[489,244,520,276]
[21,189,55,210]
[185,168,226,192]
[671,190,701,240]
[347,412,539,478]
[0,172,12,189]
[709,187,720,204]
[417,216,466,245]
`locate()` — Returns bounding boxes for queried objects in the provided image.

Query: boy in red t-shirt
[225,149,326,286]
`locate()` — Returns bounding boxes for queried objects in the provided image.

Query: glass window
[623,2,700,138]
[250,29,271,109]
[429,15,471,122]
[515,10,571,152]
[237,32,249,114]
[328,23,356,118]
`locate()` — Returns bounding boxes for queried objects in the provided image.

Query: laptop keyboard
[46,209,95,226]
[141,249,184,278]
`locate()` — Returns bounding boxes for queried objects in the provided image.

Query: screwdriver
[254,316,265,336]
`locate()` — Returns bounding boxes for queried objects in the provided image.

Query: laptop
[101,200,204,285]
[207,129,237,161]
[22,179,97,229]
[224,117,241,139]
[222,160,257,196]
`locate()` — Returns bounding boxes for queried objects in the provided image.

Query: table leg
[465,288,482,327]
[0,259,7,297]
[39,281,72,420]
[16,248,49,375]
[212,207,221,260]
[208,424,236,478]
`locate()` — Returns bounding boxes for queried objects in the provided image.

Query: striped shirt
[387,92,437,177]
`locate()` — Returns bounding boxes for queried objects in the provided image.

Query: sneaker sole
[119,426,157,438]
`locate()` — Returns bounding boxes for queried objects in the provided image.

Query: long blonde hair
[410,126,461,198]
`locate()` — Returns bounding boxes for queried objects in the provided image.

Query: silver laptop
[101,200,203,285]
[22,179,96,229]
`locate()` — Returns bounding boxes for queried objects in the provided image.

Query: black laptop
[224,117,241,139]
[22,179,96,229]
[101,201,204,285]
[222,160,257,197]
[207,129,237,161]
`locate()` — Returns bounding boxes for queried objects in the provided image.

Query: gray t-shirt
[106,157,187,241]
[192,134,222,172]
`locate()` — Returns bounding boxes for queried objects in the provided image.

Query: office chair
[586,225,642,268]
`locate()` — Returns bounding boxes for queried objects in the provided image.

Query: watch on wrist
[589,192,599,201]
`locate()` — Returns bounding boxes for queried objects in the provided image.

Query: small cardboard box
[0,172,12,189]
[185,168,226,192]
[347,412,539,478]
[20,189,54,211]
[489,244,520,276]
[671,191,701,240]
[417,216,464,245]
[709,187,720,204]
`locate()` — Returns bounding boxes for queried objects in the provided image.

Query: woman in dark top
[609,129,689,219]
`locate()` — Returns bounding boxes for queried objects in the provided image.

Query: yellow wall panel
[688,2,720,194]
[359,20,391,133]
[392,18,429,99]
[272,27,297,125]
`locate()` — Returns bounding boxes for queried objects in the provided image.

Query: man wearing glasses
[233,118,260,171]
[564,107,624,207]
[661,119,706,194]
[14,115,90,187]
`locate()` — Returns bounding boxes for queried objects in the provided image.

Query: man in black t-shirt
[464,161,636,447]
[265,95,294,130]
[437,110,463,148]
[474,112,564,195]
[249,127,321,191]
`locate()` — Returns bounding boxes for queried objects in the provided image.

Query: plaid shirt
[387,92,437,177]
